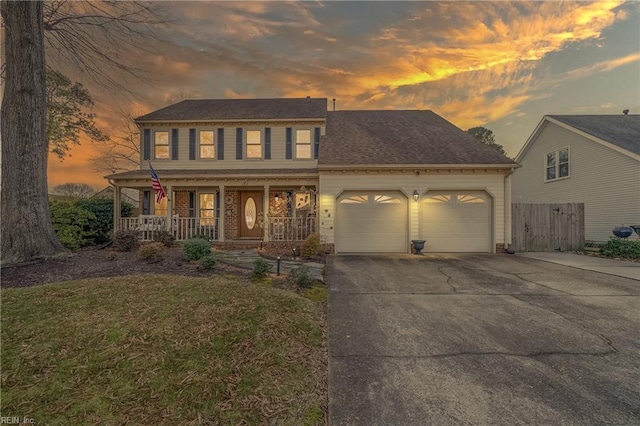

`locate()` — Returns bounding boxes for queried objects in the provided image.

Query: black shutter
[171,128,179,160]
[143,129,150,160]
[314,127,320,159]
[265,128,271,160]
[189,129,196,160]
[217,128,224,160]
[189,191,195,217]
[285,127,292,159]
[236,128,243,159]
[143,191,150,215]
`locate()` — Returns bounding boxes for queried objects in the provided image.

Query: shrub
[49,200,96,249]
[191,233,211,241]
[183,237,211,261]
[152,230,176,247]
[113,230,139,252]
[138,243,164,262]
[106,251,118,261]
[198,255,216,270]
[301,233,321,258]
[289,266,315,288]
[253,258,272,278]
[601,238,640,259]
[77,198,134,245]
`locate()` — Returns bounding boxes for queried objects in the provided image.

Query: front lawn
[1,274,326,424]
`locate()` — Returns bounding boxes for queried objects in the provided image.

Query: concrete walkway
[213,249,325,282]
[518,252,639,281]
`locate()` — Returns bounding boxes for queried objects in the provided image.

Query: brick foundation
[495,243,505,252]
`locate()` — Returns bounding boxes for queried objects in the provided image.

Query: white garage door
[336,191,408,253]
[420,191,491,252]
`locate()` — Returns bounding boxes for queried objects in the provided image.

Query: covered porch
[107,169,319,242]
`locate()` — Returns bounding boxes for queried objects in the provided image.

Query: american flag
[149,163,167,203]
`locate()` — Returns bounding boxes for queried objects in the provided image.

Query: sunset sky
[45,1,640,190]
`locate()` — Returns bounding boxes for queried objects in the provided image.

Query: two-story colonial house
[107,98,519,253]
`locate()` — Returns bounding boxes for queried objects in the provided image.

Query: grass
[1,274,327,425]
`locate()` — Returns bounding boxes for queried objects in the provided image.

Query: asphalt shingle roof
[135,98,328,122]
[548,115,640,155]
[318,110,516,165]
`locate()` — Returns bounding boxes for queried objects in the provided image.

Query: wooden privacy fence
[512,203,584,252]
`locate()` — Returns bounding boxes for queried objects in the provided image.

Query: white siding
[512,122,640,242]
[141,125,324,170]
[319,172,508,252]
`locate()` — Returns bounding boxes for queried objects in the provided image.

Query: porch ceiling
[107,168,319,188]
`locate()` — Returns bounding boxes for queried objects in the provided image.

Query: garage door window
[340,194,403,204]
[423,194,485,204]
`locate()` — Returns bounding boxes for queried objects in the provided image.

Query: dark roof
[106,168,318,180]
[318,110,516,165]
[136,98,327,122]
[548,115,640,155]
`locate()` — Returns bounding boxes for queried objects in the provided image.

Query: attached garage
[335,191,408,253]
[420,191,492,252]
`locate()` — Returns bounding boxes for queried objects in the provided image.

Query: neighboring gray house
[107,98,518,253]
[512,114,640,243]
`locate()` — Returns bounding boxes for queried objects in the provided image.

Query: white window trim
[245,128,263,160]
[294,128,313,160]
[198,129,216,160]
[544,146,570,182]
[153,130,170,160]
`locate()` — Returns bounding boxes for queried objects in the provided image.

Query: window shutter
[189,191,195,217]
[236,128,243,160]
[314,127,320,159]
[265,128,271,160]
[215,192,220,239]
[189,129,196,160]
[143,129,150,160]
[217,128,225,160]
[171,128,179,160]
[143,191,150,215]
[286,127,292,159]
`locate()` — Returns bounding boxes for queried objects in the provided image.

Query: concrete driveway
[327,254,640,425]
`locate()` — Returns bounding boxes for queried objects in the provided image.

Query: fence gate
[511,203,584,252]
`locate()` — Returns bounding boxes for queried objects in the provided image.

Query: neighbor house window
[296,129,311,159]
[546,147,570,181]
[154,131,170,159]
[199,130,215,159]
[246,130,262,159]
[199,193,215,225]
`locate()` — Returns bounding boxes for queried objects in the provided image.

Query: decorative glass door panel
[240,192,263,238]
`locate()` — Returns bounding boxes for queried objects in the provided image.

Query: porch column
[166,185,173,231]
[263,185,270,242]
[218,185,225,242]
[113,184,121,232]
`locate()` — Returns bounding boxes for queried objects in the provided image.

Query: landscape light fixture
[413,190,419,202]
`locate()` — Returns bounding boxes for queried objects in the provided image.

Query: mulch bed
[1,246,250,289]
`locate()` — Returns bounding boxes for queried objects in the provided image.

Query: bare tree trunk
[1,1,66,264]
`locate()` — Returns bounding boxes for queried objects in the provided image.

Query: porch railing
[268,216,317,242]
[118,215,315,242]
[118,215,218,241]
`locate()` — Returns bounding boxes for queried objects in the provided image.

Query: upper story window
[545,147,570,181]
[246,130,262,159]
[199,130,215,159]
[154,131,169,159]
[296,129,311,159]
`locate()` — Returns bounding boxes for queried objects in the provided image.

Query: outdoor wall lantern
[413,190,419,202]
[274,193,280,202]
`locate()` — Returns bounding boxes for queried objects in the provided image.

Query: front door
[240,192,263,238]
